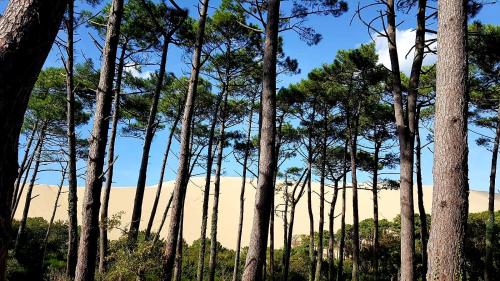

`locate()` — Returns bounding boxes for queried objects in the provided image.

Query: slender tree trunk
[307,144,315,281]
[129,39,170,245]
[241,1,280,279]
[41,166,67,275]
[415,109,428,281]
[65,0,79,276]
[162,1,209,279]
[373,142,380,279]
[232,99,255,281]
[174,208,184,281]
[269,199,275,281]
[328,180,339,281]
[337,142,348,281]
[145,114,180,239]
[197,89,225,281]
[153,192,174,244]
[12,121,39,209]
[99,44,127,274]
[484,103,500,281]
[349,116,360,281]
[426,0,468,278]
[14,125,46,254]
[74,0,124,279]
[0,1,67,278]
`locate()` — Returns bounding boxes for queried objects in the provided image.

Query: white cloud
[125,64,153,79]
[373,28,436,75]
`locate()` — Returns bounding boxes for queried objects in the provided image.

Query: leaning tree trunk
[426,0,468,278]
[337,143,348,281]
[232,98,255,281]
[65,0,79,277]
[372,141,380,279]
[145,114,180,239]
[415,108,428,281]
[99,44,127,274]
[328,180,339,281]
[0,1,67,278]
[162,1,209,279]
[14,125,46,254]
[484,103,500,281]
[196,89,225,281]
[153,192,174,244]
[208,91,229,281]
[241,1,280,279]
[74,0,124,279]
[129,38,171,246]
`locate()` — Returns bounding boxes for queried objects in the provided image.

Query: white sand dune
[13,177,500,249]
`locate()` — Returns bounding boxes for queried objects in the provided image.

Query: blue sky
[3,0,500,191]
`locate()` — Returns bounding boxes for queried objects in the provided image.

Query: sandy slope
[13,177,500,249]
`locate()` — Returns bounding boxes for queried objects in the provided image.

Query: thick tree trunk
[196,89,225,281]
[14,125,46,254]
[145,114,180,239]
[162,1,209,279]
[74,0,124,279]
[328,180,339,281]
[241,1,280,279]
[0,1,67,278]
[65,1,79,276]
[232,99,254,281]
[373,142,380,279]
[129,39,170,245]
[98,44,126,274]
[415,109,428,281]
[484,104,500,281]
[208,92,228,281]
[426,0,468,278]
[349,117,360,281]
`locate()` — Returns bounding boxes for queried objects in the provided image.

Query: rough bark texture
[232,100,254,281]
[426,0,468,278]
[65,1,79,276]
[74,0,124,279]
[99,45,126,274]
[415,109,428,281]
[484,104,500,281]
[162,1,209,279]
[0,1,67,278]
[129,39,170,245]
[241,0,280,279]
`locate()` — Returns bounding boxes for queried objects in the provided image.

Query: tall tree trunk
[153,192,174,244]
[99,44,127,274]
[74,0,124,279]
[337,141,348,281]
[307,144,315,281]
[373,142,380,279]
[14,124,46,254]
[145,114,180,239]
[162,1,209,279]
[426,0,468,278]
[415,108,428,281]
[129,39,170,245]
[349,116,360,281]
[208,91,228,281]
[196,89,225,281]
[269,199,275,281]
[12,121,39,209]
[241,1,280,279]
[0,1,67,278]
[484,103,500,281]
[328,180,339,281]
[65,0,79,276]
[41,166,67,275]
[174,208,184,281]
[232,98,255,281]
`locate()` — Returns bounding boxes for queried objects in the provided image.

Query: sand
[12,177,500,249]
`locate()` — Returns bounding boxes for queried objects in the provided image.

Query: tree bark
[162,1,209,279]
[129,39,170,245]
[153,192,174,244]
[145,114,180,239]
[337,143,348,281]
[373,142,380,280]
[328,180,339,281]
[74,0,124,279]
[307,143,315,281]
[232,98,255,281]
[415,108,428,281]
[0,1,67,278]
[349,115,360,281]
[426,0,468,278]
[241,1,280,279]
[173,208,184,281]
[196,89,225,281]
[484,103,500,281]
[14,125,46,254]
[98,44,127,274]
